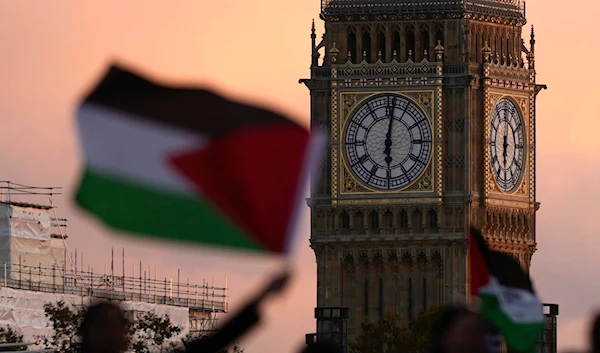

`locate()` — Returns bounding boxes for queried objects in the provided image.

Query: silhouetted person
[591,313,600,353]
[429,305,487,353]
[80,301,129,353]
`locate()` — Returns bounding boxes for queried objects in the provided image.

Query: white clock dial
[344,94,433,190]
[489,98,525,192]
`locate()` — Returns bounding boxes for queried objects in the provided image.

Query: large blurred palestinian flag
[469,226,544,352]
[74,65,323,254]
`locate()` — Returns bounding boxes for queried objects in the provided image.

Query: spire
[311,20,318,66]
[527,25,535,70]
[434,40,445,62]
[482,41,491,63]
[529,25,535,54]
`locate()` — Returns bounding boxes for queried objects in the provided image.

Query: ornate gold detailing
[343,95,356,108]
[435,85,443,197]
[336,90,440,196]
[519,181,527,195]
[343,178,356,192]
[529,90,535,203]
[419,92,432,107]
[342,93,371,120]
[336,197,441,205]
[419,177,432,190]
[329,42,340,63]
[485,199,530,208]
[331,88,339,197]
[484,91,531,197]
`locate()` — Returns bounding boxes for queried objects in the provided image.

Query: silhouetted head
[80,301,128,353]
[591,313,600,353]
[429,305,487,353]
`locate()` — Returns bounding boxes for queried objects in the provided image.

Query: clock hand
[503,135,508,166]
[502,121,509,166]
[384,97,396,166]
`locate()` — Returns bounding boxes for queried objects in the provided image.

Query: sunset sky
[1,0,599,351]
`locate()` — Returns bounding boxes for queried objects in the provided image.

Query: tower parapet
[321,0,526,21]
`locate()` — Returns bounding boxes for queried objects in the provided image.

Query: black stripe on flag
[81,65,295,136]
[470,227,535,294]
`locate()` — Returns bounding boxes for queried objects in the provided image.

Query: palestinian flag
[74,65,323,254]
[469,226,544,353]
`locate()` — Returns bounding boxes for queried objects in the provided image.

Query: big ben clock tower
[301,0,544,341]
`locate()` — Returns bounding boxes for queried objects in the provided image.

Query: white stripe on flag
[77,102,205,195]
[479,277,544,324]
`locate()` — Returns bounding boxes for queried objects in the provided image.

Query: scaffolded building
[0,181,227,340]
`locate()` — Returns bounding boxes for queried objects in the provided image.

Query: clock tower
[301,0,544,340]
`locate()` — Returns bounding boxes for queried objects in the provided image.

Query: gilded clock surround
[484,91,534,204]
[484,93,530,197]
[338,90,441,196]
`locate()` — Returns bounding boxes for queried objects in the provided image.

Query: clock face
[343,94,433,190]
[489,98,525,192]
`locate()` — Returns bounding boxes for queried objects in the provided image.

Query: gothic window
[370,210,379,229]
[354,211,364,230]
[361,27,372,62]
[325,157,331,191]
[427,209,438,229]
[422,278,427,311]
[377,26,386,61]
[420,26,430,61]
[412,209,423,231]
[475,32,481,63]
[392,27,401,60]
[435,26,444,54]
[382,210,393,229]
[406,26,415,60]
[317,211,327,230]
[347,30,357,62]
[329,212,335,230]
[340,211,350,229]
[408,277,413,321]
[364,279,369,316]
[379,278,384,319]
[399,210,409,228]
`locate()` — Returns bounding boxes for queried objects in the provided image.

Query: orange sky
[1,0,599,351]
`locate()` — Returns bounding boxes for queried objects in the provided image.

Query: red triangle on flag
[469,227,491,297]
[168,124,310,253]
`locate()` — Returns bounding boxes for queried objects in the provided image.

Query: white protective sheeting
[0,288,190,347]
[0,204,52,241]
[0,203,66,283]
[0,237,63,281]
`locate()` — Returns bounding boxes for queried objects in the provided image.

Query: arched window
[370,210,379,229]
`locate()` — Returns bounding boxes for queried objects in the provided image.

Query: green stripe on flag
[75,168,262,251]
[479,293,544,353]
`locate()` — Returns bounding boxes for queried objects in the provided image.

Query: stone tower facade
[301,0,544,340]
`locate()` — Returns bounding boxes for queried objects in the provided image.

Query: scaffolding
[0,261,227,313]
[0,181,228,335]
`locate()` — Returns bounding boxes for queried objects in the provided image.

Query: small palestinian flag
[469,226,544,353]
[74,65,323,254]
